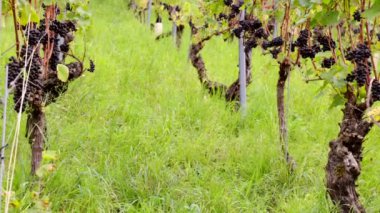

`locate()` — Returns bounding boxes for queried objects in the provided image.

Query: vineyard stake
[239,10,247,115]
[273,0,278,37]
[147,0,152,26]
[0,66,9,212]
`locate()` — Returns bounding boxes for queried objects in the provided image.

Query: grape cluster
[239,19,262,32]
[270,47,281,59]
[345,44,371,62]
[217,13,228,21]
[345,62,371,86]
[224,0,232,6]
[353,10,361,22]
[27,29,44,46]
[294,29,310,48]
[344,44,372,86]
[254,27,267,39]
[354,61,370,86]
[299,47,316,59]
[321,57,336,68]
[262,37,283,50]
[231,4,241,15]
[372,80,380,101]
[312,44,321,54]
[49,20,76,36]
[245,38,258,50]
[233,27,243,37]
[233,19,263,38]
[6,5,93,112]
[7,57,22,88]
[225,0,243,19]
[346,73,355,82]
[293,29,317,58]
[316,34,336,52]
[10,45,44,112]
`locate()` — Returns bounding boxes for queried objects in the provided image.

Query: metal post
[273,0,278,37]
[239,10,247,115]
[146,0,152,26]
[0,66,9,212]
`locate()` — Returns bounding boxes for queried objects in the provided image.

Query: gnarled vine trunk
[326,91,372,213]
[189,42,228,95]
[27,109,46,174]
[277,58,296,170]
[189,35,253,103]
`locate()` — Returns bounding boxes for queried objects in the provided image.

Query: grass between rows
[0,0,380,212]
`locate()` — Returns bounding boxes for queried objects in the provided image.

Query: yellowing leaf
[365,106,380,122]
[10,200,21,208]
[42,150,58,161]
[36,163,56,178]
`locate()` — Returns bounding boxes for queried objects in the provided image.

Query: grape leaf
[363,0,380,20]
[57,64,69,82]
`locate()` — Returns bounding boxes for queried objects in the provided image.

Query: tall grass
[0,0,379,211]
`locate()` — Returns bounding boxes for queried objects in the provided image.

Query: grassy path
[1,0,380,212]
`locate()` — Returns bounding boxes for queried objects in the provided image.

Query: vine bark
[326,90,372,213]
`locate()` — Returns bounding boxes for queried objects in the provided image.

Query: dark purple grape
[224,0,232,6]
[233,27,243,37]
[271,37,284,47]
[346,73,356,82]
[89,60,95,73]
[354,61,370,86]
[321,57,336,68]
[270,47,281,59]
[245,38,257,50]
[317,35,336,52]
[372,80,380,101]
[353,10,361,22]
[300,47,316,59]
[345,44,371,62]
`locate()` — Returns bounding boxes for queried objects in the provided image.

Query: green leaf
[329,94,345,109]
[318,11,340,26]
[363,0,380,20]
[18,3,40,25]
[57,64,69,82]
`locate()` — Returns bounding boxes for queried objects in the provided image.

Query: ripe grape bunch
[321,57,336,68]
[316,34,336,52]
[345,44,372,86]
[372,80,380,102]
[353,9,362,22]
[294,29,317,59]
[7,5,94,112]
[262,37,283,50]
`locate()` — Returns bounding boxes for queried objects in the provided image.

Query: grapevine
[6,2,94,174]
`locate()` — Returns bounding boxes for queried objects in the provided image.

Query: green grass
[1,0,380,212]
